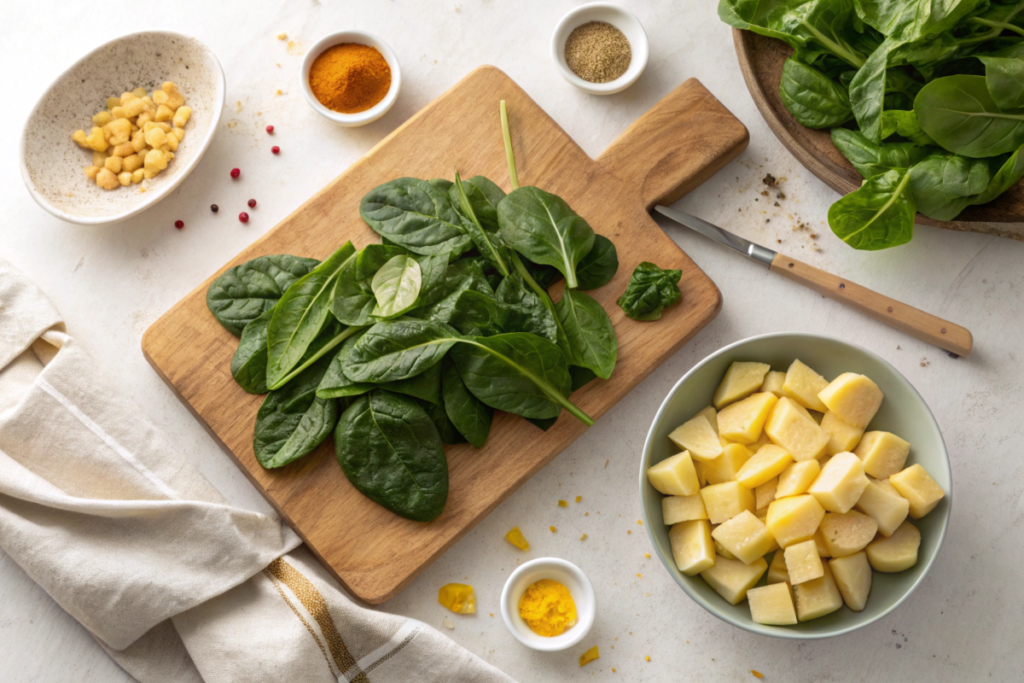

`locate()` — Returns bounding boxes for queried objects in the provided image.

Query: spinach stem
[511,251,558,318]
[500,100,520,190]
[267,325,364,390]
[454,172,510,276]
[961,2,1024,44]
[969,17,1024,38]
[799,21,865,68]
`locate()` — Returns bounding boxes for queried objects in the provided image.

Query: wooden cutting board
[142,66,748,604]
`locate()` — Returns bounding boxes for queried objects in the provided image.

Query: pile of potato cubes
[647,360,946,626]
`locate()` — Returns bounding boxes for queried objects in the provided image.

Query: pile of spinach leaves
[205,102,645,523]
[720,0,1024,250]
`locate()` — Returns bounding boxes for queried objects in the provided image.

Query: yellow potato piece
[820,410,864,456]
[808,452,870,513]
[662,493,708,525]
[819,510,878,558]
[438,583,475,614]
[670,520,715,576]
[718,392,779,445]
[748,582,798,625]
[713,362,771,409]
[695,405,719,433]
[760,370,786,397]
[766,494,825,548]
[668,415,724,462]
[889,464,945,519]
[817,373,883,430]
[700,555,768,605]
[712,529,738,560]
[737,444,794,489]
[765,397,829,462]
[701,481,756,525]
[173,105,192,128]
[579,645,600,667]
[855,431,910,479]
[829,551,872,612]
[794,562,843,621]
[866,520,920,572]
[782,359,829,412]
[813,528,831,557]
[784,539,824,585]
[767,549,790,584]
[95,168,119,190]
[755,477,778,510]
[85,126,108,152]
[504,526,530,551]
[776,459,820,498]
[703,443,752,485]
[104,117,132,145]
[711,510,775,565]
[855,478,910,537]
[647,451,700,496]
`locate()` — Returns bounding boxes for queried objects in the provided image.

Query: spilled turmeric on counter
[518,579,577,637]
[308,43,391,113]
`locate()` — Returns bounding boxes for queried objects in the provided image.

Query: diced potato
[95,168,119,190]
[144,148,169,179]
[669,415,723,462]
[647,451,700,496]
[92,150,109,167]
[701,481,756,525]
[808,452,870,513]
[829,551,872,611]
[72,129,90,147]
[669,520,715,576]
[767,549,790,584]
[748,430,771,453]
[782,359,829,412]
[718,392,779,445]
[695,405,719,433]
[117,171,132,187]
[152,89,169,106]
[713,362,771,409]
[812,528,831,557]
[104,118,132,145]
[122,153,143,173]
[817,373,883,430]
[694,460,707,488]
[172,126,186,142]
[776,459,820,498]
[110,106,128,120]
[165,133,179,152]
[855,478,909,537]
[155,104,176,122]
[131,168,144,184]
[765,397,830,462]
[793,562,843,621]
[123,98,147,118]
[103,156,122,173]
[866,520,920,572]
[784,539,824,584]
[92,110,112,126]
[84,165,101,180]
[819,510,878,558]
[120,91,138,105]
[145,126,167,149]
[760,370,786,397]
[106,96,121,110]
[700,555,768,605]
[132,86,148,98]
[820,410,864,456]
[161,81,186,109]
[85,126,108,152]
[755,477,778,510]
[712,530,738,561]
[766,494,825,548]
[662,494,708,524]
[855,431,910,479]
[748,582,798,625]
[110,141,134,157]
[131,129,148,153]
[703,443,751,485]
[136,111,153,128]
[711,510,775,565]
[173,105,192,128]
[737,444,794,489]
[889,464,945,519]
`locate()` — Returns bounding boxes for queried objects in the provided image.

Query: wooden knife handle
[770,254,973,357]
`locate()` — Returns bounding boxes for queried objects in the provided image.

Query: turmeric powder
[518,579,577,637]
[308,43,391,114]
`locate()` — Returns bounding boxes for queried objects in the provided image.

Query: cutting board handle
[597,79,749,212]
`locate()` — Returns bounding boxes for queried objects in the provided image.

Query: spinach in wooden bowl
[721,0,1024,250]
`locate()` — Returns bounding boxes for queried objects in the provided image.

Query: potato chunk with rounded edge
[695,405,718,434]
[889,464,945,519]
[784,539,824,584]
[713,361,771,409]
[767,550,790,584]
[95,168,119,190]
[703,443,751,485]
[830,551,872,611]
[748,582,798,625]
[760,370,786,397]
[783,359,829,412]
[701,481,755,525]
[669,520,715,576]
[737,444,794,489]
[765,397,829,462]
[755,477,778,510]
[855,478,910,536]
[818,373,883,430]
[668,415,723,462]
[866,520,920,572]
[700,555,768,605]
[776,459,820,498]
[646,451,700,496]
[820,410,864,455]
[173,105,192,128]
[718,392,779,445]
[766,494,825,548]
[662,493,708,525]
[711,510,775,565]
[794,562,843,621]
[855,431,910,479]
[813,529,831,557]
[819,510,878,558]
[808,452,870,513]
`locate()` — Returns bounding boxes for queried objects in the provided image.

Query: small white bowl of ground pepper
[552,3,649,95]
[301,30,400,127]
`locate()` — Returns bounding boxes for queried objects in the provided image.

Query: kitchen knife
[654,205,973,358]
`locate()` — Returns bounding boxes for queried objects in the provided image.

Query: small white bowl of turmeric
[20,31,225,226]
[500,557,596,652]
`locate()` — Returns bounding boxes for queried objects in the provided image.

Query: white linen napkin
[0,256,513,683]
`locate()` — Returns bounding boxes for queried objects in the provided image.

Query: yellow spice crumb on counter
[277,32,287,40]
[505,526,530,551]
[576,496,582,502]
[646,656,651,662]
[627,530,631,534]
[550,526,556,533]
[636,573,642,578]
[275,89,283,96]
[637,519,643,525]
[579,646,599,667]
[751,671,764,679]
[580,533,588,541]
[644,553,651,558]
[558,500,568,507]
[612,668,617,673]
[437,583,475,614]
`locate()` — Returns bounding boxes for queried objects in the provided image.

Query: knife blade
[654,205,776,267]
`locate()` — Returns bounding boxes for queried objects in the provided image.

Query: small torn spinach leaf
[828,168,916,250]
[617,262,683,321]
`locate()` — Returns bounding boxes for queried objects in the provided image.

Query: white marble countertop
[2,1,1021,681]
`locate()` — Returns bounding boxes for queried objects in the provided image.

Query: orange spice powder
[308,43,391,114]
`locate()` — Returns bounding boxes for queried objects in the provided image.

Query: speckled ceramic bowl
[20,31,225,225]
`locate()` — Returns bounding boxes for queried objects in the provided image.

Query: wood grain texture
[733,27,1024,242]
[141,66,748,604]
[770,253,973,357]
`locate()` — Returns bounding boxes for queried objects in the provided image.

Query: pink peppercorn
[271,146,280,155]
[230,168,240,179]
[248,199,257,208]
[239,212,249,223]
[174,220,184,230]
[266,125,274,134]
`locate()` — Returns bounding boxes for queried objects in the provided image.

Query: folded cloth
[0,257,514,683]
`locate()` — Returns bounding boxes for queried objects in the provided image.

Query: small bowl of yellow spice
[500,557,596,652]
[301,31,400,127]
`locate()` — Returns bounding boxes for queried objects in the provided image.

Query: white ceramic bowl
[300,31,401,127]
[20,31,225,225]
[551,3,649,95]
[500,557,596,651]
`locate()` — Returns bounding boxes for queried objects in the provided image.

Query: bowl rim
[19,29,226,226]
[500,556,597,651]
[549,2,649,95]
[299,30,401,126]
[638,331,952,639]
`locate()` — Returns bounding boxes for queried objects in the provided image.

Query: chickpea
[145,126,166,148]
[106,96,121,110]
[92,110,112,126]
[104,156,123,173]
[84,165,101,180]
[155,104,175,122]
[117,171,132,186]
[131,168,144,184]
[96,167,119,190]
[122,153,143,173]
[72,129,89,148]
[172,106,191,129]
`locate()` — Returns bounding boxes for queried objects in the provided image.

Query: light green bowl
[639,333,951,639]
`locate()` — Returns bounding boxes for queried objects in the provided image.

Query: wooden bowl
[732,28,1024,241]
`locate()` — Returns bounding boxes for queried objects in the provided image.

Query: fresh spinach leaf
[555,289,617,380]
[329,244,408,326]
[971,142,1024,204]
[453,172,511,276]
[412,252,450,308]
[385,361,442,405]
[831,128,929,178]
[413,259,494,323]
[880,109,936,145]
[570,366,598,392]
[420,396,468,445]
[828,168,916,250]
[441,358,492,448]
[526,417,558,431]
[617,263,683,321]
[231,309,272,394]
[908,152,992,220]
[449,289,559,343]
[915,74,1024,157]
[427,178,454,192]
[779,56,854,128]
[254,356,338,469]
[206,255,319,335]
[344,320,461,383]
[316,329,374,399]
[371,255,422,319]
[360,178,472,256]
[334,390,449,521]
[574,234,619,290]
[497,186,595,289]
[449,175,506,233]
[979,42,1024,109]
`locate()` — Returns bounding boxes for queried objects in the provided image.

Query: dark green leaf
[344,320,461,383]
[574,235,619,290]
[449,289,559,343]
[231,309,272,394]
[453,172,511,276]
[915,74,1024,157]
[449,175,506,233]
[616,262,682,321]
[206,255,319,335]
[908,152,992,220]
[316,329,374,399]
[420,396,468,445]
[570,365,598,392]
[413,259,494,323]
[360,178,472,256]
[779,57,853,128]
[831,128,929,179]
[441,357,492,448]
[979,42,1024,109]
[254,356,338,469]
[386,361,442,404]
[526,417,558,431]
[880,109,936,145]
[971,142,1024,204]
[828,168,916,250]
[555,289,617,380]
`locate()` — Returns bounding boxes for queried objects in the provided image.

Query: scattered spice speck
[579,646,599,667]
[558,500,568,508]
[275,89,283,96]
[549,526,556,533]
[751,671,764,679]
[604,459,609,468]
[627,530,631,535]
[580,533,588,541]
[576,496,582,503]
[645,656,651,662]
[277,33,287,40]
[235,101,243,113]
[644,553,651,559]
[637,519,643,525]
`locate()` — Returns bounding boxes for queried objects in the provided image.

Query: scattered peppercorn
[239,212,249,223]
[266,125,274,134]
[230,168,241,179]
[211,204,219,213]
[174,220,184,230]
[248,198,257,208]
[271,145,280,154]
